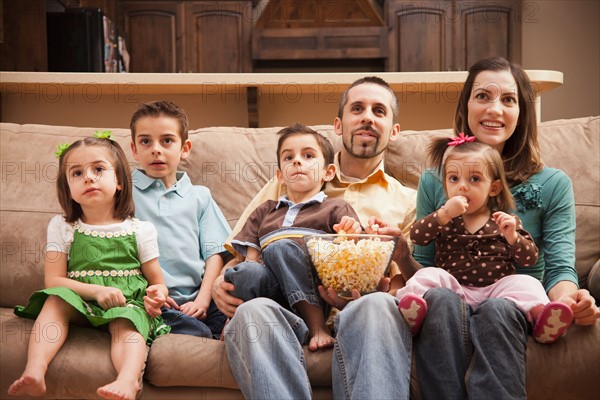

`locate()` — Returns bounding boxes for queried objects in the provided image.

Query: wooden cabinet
[117,1,251,73]
[0,0,47,71]
[184,2,252,73]
[386,0,522,71]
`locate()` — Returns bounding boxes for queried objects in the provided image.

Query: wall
[522,0,600,121]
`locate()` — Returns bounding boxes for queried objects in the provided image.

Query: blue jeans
[415,288,528,400]
[161,299,226,339]
[225,240,324,311]
[224,292,412,400]
[333,292,412,400]
[225,297,312,399]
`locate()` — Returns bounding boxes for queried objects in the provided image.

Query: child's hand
[144,285,166,318]
[492,211,518,245]
[96,286,126,310]
[444,196,469,218]
[179,301,208,319]
[164,296,181,310]
[333,216,362,234]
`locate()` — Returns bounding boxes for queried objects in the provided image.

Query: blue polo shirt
[132,170,231,304]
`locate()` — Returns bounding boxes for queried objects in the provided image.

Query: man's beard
[343,124,386,159]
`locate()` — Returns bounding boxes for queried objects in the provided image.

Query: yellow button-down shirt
[226,153,417,267]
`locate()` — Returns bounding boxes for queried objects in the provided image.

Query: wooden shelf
[0,71,563,129]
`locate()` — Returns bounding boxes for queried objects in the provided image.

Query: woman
[411,57,599,399]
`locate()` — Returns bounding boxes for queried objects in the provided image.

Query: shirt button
[155,182,161,187]
[349,186,356,191]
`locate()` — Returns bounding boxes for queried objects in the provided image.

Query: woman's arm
[537,170,599,325]
[413,170,446,268]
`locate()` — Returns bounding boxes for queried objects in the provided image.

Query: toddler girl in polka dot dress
[397,136,573,344]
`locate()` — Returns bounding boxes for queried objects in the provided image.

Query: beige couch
[1,117,599,399]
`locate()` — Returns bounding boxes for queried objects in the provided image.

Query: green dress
[15,217,170,344]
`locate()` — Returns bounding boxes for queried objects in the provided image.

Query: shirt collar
[132,170,192,197]
[276,191,327,209]
[333,152,390,185]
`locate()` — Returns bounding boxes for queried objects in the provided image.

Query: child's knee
[107,318,136,335]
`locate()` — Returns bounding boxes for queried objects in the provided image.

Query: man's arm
[366,217,423,292]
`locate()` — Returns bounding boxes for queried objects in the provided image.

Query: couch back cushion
[1,117,598,307]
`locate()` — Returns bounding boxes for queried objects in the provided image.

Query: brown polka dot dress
[410,211,539,287]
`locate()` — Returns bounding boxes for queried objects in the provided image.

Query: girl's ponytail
[428,136,452,176]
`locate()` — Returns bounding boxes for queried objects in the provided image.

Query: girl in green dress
[8,135,170,400]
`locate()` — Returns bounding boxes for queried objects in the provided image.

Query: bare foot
[7,373,46,397]
[308,326,335,351]
[97,379,140,400]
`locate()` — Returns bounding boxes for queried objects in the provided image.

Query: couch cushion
[180,125,342,228]
[0,124,132,307]
[0,309,117,398]
[1,117,598,310]
[145,333,333,388]
[536,117,600,288]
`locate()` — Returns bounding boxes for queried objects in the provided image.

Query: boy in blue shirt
[130,101,230,338]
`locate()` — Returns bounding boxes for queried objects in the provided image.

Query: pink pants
[396,268,549,318]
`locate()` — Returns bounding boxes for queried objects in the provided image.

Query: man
[213,77,420,399]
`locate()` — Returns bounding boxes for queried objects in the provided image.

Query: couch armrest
[587,259,600,304]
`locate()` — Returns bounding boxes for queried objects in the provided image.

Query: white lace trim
[73,218,138,238]
[68,269,142,278]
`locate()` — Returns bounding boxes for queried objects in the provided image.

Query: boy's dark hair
[429,137,515,212]
[276,123,335,169]
[337,76,399,122]
[130,100,189,143]
[57,137,135,223]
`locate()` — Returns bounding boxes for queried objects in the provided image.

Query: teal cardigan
[413,167,578,292]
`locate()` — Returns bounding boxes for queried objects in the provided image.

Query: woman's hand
[559,289,600,326]
[96,286,126,310]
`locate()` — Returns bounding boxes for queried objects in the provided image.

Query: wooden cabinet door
[454,0,522,70]
[184,1,252,72]
[0,0,47,71]
[386,0,453,72]
[386,0,521,71]
[118,1,184,72]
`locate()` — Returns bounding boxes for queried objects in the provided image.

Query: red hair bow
[448,132,475,146]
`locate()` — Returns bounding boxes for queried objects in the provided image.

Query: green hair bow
[94,130,113,140]
[54,143,70,158]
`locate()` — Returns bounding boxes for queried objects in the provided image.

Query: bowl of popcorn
[304,233,398,296]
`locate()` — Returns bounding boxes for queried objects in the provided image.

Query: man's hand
[212,275,243,318]
[366,217,410,267]
[318,285,359,310]
[318,277,390,311]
